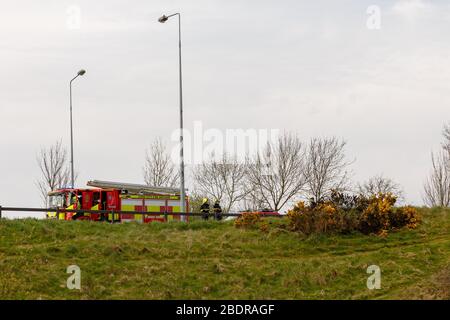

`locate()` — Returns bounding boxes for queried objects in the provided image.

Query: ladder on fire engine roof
[86,180,182,196]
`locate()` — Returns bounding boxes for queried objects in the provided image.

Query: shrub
[287,201,359,235]
[359,193,421,234]
[359,193,397,234]
[329,190,363,211]
[234,212,261,229]
[286,192,421,236]
[388,206,421,230]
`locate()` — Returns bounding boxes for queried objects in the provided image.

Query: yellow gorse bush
[286,192,421,236]
[234,212,261,229]
[359,193,396,233]
[359,192,420,234]
[235,192,421,236]
[286,200,353,235]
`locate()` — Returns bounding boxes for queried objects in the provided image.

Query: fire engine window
[93,192,100,205]
[49,195,64,208]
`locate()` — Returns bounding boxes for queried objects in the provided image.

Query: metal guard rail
[0,206,282,221]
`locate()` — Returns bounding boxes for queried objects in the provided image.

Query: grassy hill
[0,208,448,300]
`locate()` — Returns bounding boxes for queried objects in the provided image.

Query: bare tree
[443,122,450,156]
[423,151,450,207]
[239,186,268,212]
[445,124,450,176]
[246,133,306,211]
[423,123,450,207]
[358,174,403,199]
[143,137,179,187]
[36,140,72,206]
[303,137,351,203]
[192,152,248,213]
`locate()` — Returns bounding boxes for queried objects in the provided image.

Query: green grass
[0,208,448,300]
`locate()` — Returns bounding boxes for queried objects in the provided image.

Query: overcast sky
[1,0,449,216]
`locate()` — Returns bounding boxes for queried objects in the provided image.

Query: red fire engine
[47,180,189,223]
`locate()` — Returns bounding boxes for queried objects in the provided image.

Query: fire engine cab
[47,180,189,223]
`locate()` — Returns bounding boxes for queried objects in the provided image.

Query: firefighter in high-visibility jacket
[213,200,223,221]
[200,198,210,220]
[62,193,77,220]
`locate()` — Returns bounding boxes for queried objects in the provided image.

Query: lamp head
[77,69,86,76]
[158,15,168,23]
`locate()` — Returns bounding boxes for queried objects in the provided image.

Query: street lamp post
[69,69,86,189]
[158,13,186,218]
